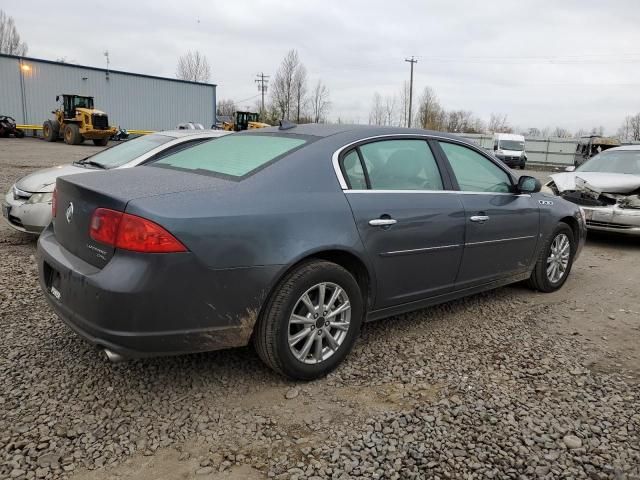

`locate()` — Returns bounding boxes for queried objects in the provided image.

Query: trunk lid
[53,166,227,268]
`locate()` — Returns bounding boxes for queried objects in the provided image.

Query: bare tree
[293,63,308,123]
[0,10,28,55]
[310,80,330,123]
[398,82,410,127]
[369,92,385,126]
[216,99,237,117]
[416,87,444,131]
[553,127,571,138]
[384,95,397,126]
[590,126,605,136]
[629,114,640,141]
[526,127,541,137]
[487,113,512,133]
[176,51,211,82]
[271,50,301,121]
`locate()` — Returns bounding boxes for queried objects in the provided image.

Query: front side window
[152,134,307,178]
[353,139,444,190]
[499,140,524,151]
[439,142,512,193]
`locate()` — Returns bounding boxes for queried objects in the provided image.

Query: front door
[436,141,540,288]
[340,138,466,308]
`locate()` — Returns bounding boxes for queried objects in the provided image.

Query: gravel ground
[1,138,639,480]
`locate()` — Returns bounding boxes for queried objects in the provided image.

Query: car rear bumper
[36,226,279,358]
[582,205,640,236]
[3,191,49,234]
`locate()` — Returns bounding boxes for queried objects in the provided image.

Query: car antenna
[279,120,296,130]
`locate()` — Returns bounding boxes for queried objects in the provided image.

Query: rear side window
[439,142,512,193]
[342,150,367,189]
[357,139,444,190]
[152,135,307,178]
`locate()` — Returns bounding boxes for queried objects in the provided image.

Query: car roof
[244,123,463,140]
[155,129,231,139]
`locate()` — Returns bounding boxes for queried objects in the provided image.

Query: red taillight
[52,188,57,217]
[89,208,187,253]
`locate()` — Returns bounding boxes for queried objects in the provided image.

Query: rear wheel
[527,223,575,292]
[43,120,59,142]
[93,138,108,146]
[64,124,82,145]
[254,260,364,380]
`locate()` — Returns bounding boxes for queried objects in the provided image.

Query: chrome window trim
[331,133,515,192]
[346,189,531,197]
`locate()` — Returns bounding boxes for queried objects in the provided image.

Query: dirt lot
[1,137,638,479]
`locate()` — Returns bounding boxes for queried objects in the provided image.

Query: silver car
[543,145,640,235]
[3,129,230,234]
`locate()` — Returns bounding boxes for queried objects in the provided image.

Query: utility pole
[404,56,417,128]
[255,72,269,119]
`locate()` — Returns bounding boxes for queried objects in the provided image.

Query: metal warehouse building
[0,54,216,131]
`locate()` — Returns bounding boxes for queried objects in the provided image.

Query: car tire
[43,120,59,142]
[254,260,364,380]
[93,138,108,146]
[64,124,82,145]
[14,129,25,138]
[527,223,575,292]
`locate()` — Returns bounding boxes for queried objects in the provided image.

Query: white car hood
[15,164,89,193]
[550,171,640,194]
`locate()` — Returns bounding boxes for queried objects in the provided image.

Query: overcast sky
[9,0,640,133]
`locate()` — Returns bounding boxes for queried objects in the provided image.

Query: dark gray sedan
[37,124,587,380]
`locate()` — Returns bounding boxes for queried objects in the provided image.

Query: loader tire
[64,124,83,145]
[43,120,59,142]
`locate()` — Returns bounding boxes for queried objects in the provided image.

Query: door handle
[369,218,397,227]
[470,215,490,222]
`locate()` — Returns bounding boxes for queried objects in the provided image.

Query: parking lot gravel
[1,138,639,479]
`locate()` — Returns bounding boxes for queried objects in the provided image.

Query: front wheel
[254,260,364,380]
[527,223,575,292]
[93,138,108,146]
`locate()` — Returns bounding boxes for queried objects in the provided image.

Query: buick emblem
[65,202,74,223]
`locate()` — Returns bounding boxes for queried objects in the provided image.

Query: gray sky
[10,0,640,133]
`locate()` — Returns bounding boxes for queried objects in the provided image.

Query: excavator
[223,111,270,131]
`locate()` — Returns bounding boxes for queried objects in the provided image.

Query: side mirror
[56,95,59,101]
[517,175,541,194]
[493,145,498,151]
[565,166,575,172]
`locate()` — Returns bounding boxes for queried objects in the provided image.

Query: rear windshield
[151,134,307,178]
[83,134,173,169]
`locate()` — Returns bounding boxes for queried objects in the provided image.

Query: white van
[493,133,527,170]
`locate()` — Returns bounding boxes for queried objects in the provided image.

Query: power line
[405,56,417,128]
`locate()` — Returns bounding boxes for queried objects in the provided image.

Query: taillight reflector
[89,208,187,253]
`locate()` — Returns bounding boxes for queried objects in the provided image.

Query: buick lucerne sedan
[37,125,586,380]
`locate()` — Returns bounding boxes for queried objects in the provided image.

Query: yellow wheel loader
[42,95,116,146]
[223,111,270,131]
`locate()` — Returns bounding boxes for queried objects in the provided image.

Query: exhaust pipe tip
[103,348,125,363]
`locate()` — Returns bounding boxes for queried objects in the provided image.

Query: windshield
[82,134,173,169]
[499,140,524,151]
[577,150,640,175]
[152,134,307,178]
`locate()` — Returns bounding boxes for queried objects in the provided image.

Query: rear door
[340,137,466,309]
[435,141,540,288]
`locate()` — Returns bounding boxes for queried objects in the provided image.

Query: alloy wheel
[546,233,570,283]
[288,282,351,364]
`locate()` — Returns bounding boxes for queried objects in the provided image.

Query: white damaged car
[2,129,229,234]
[543,145,640,235]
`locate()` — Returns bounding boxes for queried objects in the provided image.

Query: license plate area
[43,261,62,300]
